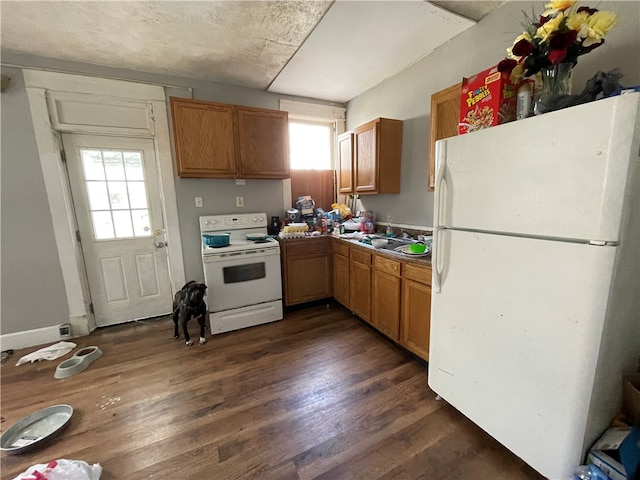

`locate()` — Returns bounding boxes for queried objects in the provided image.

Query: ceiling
[1,1,503,103]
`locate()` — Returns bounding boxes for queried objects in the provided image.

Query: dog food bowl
[0,404,73,454]
[202,233,230,247]
[54,346,102,379]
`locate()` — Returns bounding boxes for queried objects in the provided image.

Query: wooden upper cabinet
[236,106,290,179]
[169,97,290,179]
[170,98,237,178]
[354,118,403,194]
[337,132,354,194]
[429,82,461,191]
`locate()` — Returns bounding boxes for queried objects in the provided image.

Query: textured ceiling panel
[1,1,332,89]
[1,1,502,101]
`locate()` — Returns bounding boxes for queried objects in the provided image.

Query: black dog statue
[172,281,208,346]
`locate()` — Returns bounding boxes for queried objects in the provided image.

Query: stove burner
[253,239,271,244]
[205,243,231,249]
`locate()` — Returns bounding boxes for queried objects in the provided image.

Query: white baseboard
[0,316,91,351]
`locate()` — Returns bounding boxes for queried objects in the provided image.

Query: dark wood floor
[1,304,545,480]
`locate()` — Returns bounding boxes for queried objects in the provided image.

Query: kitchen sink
[372,237,416,252]
[350,235,430,255]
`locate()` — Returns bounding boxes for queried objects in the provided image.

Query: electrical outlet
[195,197,203,208]
[236,196,244,208]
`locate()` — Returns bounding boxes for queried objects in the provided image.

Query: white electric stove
[200,213,283,334]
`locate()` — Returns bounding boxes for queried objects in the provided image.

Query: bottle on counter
[386,215,393,237]
[516,79,534,120]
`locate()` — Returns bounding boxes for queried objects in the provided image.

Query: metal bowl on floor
[0,404,73,454]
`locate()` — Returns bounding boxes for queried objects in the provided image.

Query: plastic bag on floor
[12,459,102,480]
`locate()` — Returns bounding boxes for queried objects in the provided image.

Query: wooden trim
[429,82,461,191]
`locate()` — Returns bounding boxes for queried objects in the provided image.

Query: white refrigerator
[429,93,640,480]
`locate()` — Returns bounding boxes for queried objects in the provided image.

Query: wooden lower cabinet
[349,248,372,322]
[372,256,402,340]
[281,238,332,306]
[400,263,432,360]
[333,241,350,308]
[330,240,432,361]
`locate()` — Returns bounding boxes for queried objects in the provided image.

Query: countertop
[277,233,432,267]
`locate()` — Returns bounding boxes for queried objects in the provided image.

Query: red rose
[512,39,533,57]
[497,58,518,73]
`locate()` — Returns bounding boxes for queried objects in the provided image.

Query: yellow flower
[542,0,576,16]
[583,11,618,46]
[566,11,590,38]
[506,31,532,58]
[536,12,565,42]
[509,63,525,84]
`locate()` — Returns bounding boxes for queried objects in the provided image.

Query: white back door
[63,134,173,326]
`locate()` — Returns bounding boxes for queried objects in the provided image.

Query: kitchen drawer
[351,248,372,266]
[285,238,330,256]
[403,263,431,285]
[333,240,350,258]
[374,255,401,276]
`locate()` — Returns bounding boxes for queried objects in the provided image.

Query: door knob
[154,241,167,249]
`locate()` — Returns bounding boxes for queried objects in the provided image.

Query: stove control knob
[258,216,264,222]
[210,220,217,225]
[204,220,210,225]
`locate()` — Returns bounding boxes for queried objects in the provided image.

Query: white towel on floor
[15,341,77,366]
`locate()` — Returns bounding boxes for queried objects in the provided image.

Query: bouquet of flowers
[498,0,617,83]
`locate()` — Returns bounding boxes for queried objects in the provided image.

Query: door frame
[23,69,186,335]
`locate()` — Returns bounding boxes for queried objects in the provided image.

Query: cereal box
[458,65,517,135]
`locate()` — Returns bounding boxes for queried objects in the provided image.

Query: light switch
[195,197,203,208]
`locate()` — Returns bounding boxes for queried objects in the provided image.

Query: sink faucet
[401,229,412,239]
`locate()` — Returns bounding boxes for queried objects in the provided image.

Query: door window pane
[86,181,110,210]
[103,151,126,180]
[108,181,130,210]
[123,152,144,180]
[80,148,153,240]
[81,150,105,180]
[132,209,150,236]
[112,210,134,238]
[128,182,148,209]
[92,211,115,240]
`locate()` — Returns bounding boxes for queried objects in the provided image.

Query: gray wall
[1,67,70,332]
[348,0,640,229]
